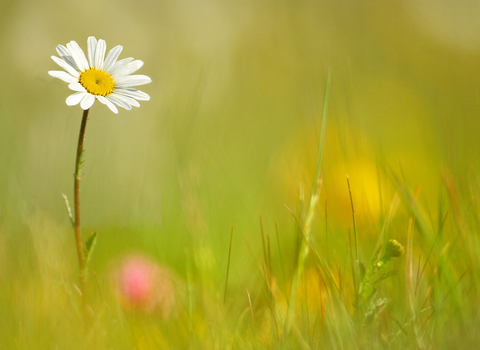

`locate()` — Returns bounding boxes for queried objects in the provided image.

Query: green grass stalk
[223,226,234,307]
[283,72,331,337]
[346,175,358,262]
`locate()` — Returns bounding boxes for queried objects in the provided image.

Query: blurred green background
[1,0,480,347]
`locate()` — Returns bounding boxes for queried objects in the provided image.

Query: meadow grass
[2,102,480,349]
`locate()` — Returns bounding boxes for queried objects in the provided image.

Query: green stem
[311,72,331,196]
[74,108,89,307]
[346,175,358,262]
[283,72,331,338]
[283,239,309,335]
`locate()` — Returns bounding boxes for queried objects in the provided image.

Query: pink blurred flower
[119,257,153,306]
[113,254,179,319]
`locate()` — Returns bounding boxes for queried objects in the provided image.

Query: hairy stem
[74,108,89,306]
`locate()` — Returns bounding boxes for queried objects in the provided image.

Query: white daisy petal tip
[50,37,151,113]
[66,92,87,106]
[110,106,119,114]
[87,37,98,67]
[96,96,119,114]
[80,94,95,110]
[68,83,87,92]
[49,71,78,84]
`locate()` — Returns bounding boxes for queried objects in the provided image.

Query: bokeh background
[1,0,480,347]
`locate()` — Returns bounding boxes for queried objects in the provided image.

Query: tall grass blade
[223,226,234,307]
[283,71,332,337]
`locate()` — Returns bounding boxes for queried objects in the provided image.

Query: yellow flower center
[79,68,115,96]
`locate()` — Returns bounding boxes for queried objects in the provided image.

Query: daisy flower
[49,36,151,113]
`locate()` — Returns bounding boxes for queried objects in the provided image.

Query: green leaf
[358,260,366,280]
[61,193,75,227]
[373,271,400,285]
[84,232,98,267]
[364,297,388,322]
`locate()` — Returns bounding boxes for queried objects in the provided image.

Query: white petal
[110,92,140,107]
[66,92,87,106]
[51,56,80,78]
[94,39,106,69]
[111,60,144,80]
[115,75,152,88]
[56,45,78,71]
[66,41,89,72]
[103,45,123,73]
[68,83,86,92]
[97,95,118,114]
[48,70,78,84]
[87,37,97,68]
[107,95,132,110]
[80,93,95,110]
[115,88,150,101]
[108,58,134,75]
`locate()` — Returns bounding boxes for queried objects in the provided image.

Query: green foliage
[356,240,404,325]
[61,193,74,227]
[83,231,98,267]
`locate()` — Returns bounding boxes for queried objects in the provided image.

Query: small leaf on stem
[84,232,98,267]
[62,193,75,227]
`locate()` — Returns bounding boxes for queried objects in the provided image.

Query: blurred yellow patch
[268,123,389,228]
[267,76,440,231]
